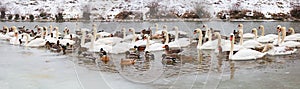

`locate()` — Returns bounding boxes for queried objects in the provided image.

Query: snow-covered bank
[1,0,298,21]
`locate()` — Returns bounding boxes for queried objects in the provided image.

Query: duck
[120,58,136,70]
[163,45,182,54]
[50,40,62,52]
[144,51,155,61]
[261,44,297,56]
[257,25,278,43]
[99,49,110,64]
[229,33,266,60]
[161,54,177,65]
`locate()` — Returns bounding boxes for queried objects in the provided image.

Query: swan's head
[258,25,264,30]
[194,28,202,34]
[11,26,17,32]
[162,25,167,29]
[202,24,207,28]
[128,28,135,32]
[54,27,59,31]
[121,28,126,31]
[229,33,234,41]
[251,28,257,33]
[276,25,281,31]
[237,24,243,28]
[3,25,8,30]
[288,27,294,33]
[154,23,158,27]
[172,26,178,31]
[49,25,53,29]
[278,26,286,32]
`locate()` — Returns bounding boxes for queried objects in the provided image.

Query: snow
[1,0,296,20]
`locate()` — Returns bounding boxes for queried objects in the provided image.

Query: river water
[0,21,300,89]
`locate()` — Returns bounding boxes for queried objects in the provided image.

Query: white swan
[0,26,12,40]
[285,27,300,41]
[238,24,255,42]
[194,28,203,49]
[262,44,297,56]
[9,32,21,45]
[45,26,58,43]
[144,34,165,51]
[84,34,112,52]
[257,25,278,43]
[167,26,191,47]
[242,28,263,49]
[26,28,47,47]
[229,34,266,60]
[274,27,300,47]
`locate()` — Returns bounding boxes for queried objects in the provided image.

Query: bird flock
[0,23,300,68]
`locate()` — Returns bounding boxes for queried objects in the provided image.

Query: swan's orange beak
[230,36,233,41]
[162,45,166,48]
[193,30,197,34]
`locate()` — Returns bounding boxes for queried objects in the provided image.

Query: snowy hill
[0,0,298,20]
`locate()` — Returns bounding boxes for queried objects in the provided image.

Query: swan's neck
[197,32,202,47]
[277,31,281,45]
[281,29,286,43]
[216,33,221,47]
[146,36,150,50]
[80,30,86,46]
[6,28,9,34]
[123,29,126,39]
[254,30,258,40]
[229,36,235,59]
[25,34,29,46]
[132,35,137,43]
[89,34,94,50]
[132,29,136,36]
[261,28,265,36]
[291,29,295,35]
[175,29,179,41]
[93,26,97,41]
[165,32,169,44]
[208,29,212,42]
[155,25,158,33]
[239,28,243,45]
[50,28,53,36]
[56,29,59,40]
[41,29,44,39]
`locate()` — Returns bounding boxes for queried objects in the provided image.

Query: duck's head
[162,45,169,49]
